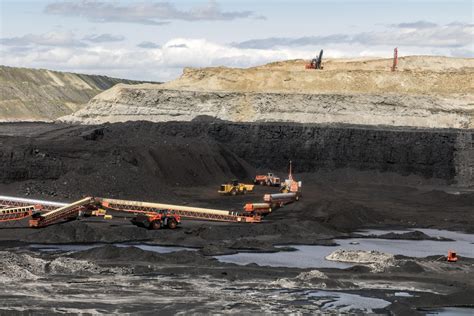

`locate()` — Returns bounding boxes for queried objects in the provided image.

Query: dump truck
[219,180,254,196]
[130,211,181,230]
[254,173,281,186]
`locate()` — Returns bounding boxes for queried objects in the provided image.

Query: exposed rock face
[61,56,474,129]
[61,87,473,129]
[84,121,470,185]
[0,65,149,121]
[1,122,472,188]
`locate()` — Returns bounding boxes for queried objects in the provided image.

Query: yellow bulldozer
[218,180,254,196]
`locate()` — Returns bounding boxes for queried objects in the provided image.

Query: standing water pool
[216,229,474,268]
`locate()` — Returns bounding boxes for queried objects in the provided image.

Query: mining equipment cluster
[0,162,302,230]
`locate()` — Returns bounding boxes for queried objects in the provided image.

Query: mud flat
[0,245,473,314]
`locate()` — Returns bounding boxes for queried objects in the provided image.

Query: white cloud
[2,30,472,82]
[44,0,261,25]
[393,21,438,29]
[0,37,313,81]
[137,41,161,49]
[234,22,473,50]
[83,33,125,43]
[0,31,87,47]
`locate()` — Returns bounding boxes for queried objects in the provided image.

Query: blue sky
[1,0,472,81]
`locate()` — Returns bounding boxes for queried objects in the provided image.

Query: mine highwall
[154,122,473,187]
[0,122,472,188]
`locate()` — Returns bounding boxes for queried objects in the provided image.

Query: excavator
[305,49,324,69]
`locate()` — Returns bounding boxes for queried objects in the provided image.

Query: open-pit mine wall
[61,87,474,129]
[136,122,474,187]
[2,122,470,195]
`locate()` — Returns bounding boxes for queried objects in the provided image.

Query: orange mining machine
[0,195,263,229]
[305,49,324,69]
[254,173,281,187]
[447,250,458,262]
[130,211,181,230]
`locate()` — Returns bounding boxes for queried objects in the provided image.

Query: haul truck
[254,173,281,186]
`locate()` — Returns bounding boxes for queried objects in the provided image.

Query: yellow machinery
[91,209,107,216]
[219,180,254,196]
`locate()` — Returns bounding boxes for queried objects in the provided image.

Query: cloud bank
[234,22,473,49]
[44,0,261,25]
[1,21,472,82]
[1,31,87,48]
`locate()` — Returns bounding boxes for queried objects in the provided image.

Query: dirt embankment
[62,56,474,129]
[0,65,150,122]
[163,56,474,94]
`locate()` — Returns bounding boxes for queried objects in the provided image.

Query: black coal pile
[0,123,254,200]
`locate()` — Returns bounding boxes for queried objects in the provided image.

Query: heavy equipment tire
[231,189,237,196]
[167,218,178,229]
[150,220,161,230]
[242,188,247,195]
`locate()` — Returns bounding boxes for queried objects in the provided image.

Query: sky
[0,0,472,81]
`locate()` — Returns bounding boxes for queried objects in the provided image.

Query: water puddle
[423,307,474,315]
[336,238,473,258]
[216,229,474,268]
[216,245,353,269]
[29,243,193,254]
[306,290,390,312]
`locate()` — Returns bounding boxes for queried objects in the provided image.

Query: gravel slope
[0,65,150,122]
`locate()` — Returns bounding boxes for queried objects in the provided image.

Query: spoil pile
[0,250,122,281]
[326,249,396,272]
[0,123,254,199]
[0,65,147,122]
